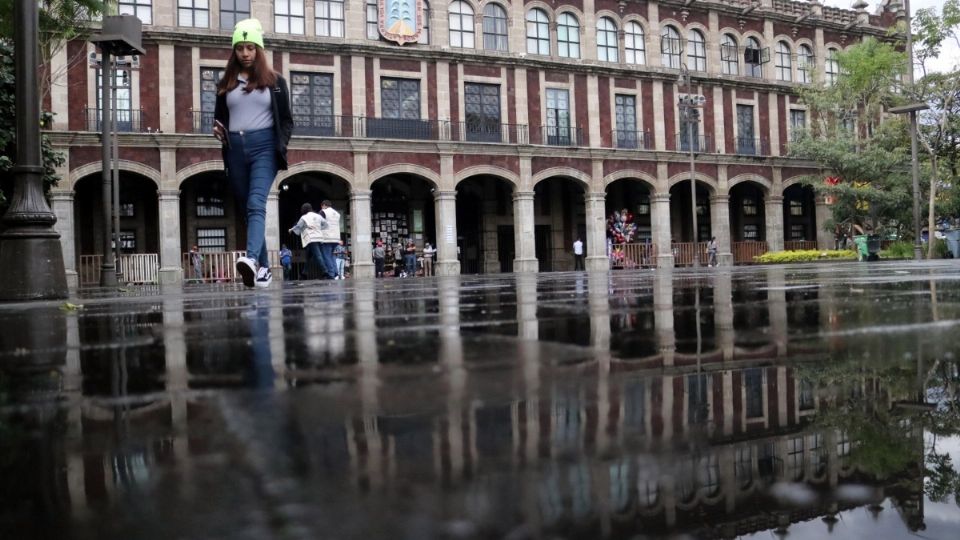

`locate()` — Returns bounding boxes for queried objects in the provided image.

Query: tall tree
[789,38,911,239]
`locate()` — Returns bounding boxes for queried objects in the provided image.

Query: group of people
[287,200,346,280]
[372,240,435,278]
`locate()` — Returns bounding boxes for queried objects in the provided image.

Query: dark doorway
[535,225,552,272]
[497,225,514,272]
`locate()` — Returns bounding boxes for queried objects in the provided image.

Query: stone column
[513,191,538,272]
[157,189,182,284]
[588,272,610,349]
[434,190,460,276]
[710,195,734,266]
[766,266,788,357]
[265,192,280,261]
[350,189,374,278]
[651,193,674,268]
[713,271,734,361]
[654,270,675,367]
[765,195,784,252]
[50,190,78,289]
[585,192,607,271]
[816,200,832,250]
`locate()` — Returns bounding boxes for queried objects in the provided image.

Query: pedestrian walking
[279,244,292,280]
[212,18,293,288]
[373,240,386,277]
[394,241,404,277]
[289,203,325,279]
[707,236,718,267]
[317,200,341,279]
[573,237,584,270]
[334,240,347,280]
[190,245,204,282]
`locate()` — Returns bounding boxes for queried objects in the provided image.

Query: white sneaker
[236,256,256,288]
[255,266,272,288]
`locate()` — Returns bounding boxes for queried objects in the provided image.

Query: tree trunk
[928,155,938,260]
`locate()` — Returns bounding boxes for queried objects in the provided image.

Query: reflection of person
[190,245,204,282]
[707,236,718,267]
[318,200,341,280]
[573,237,584,270]
[213,18,293,288]
[279,244,292,280]
[373,240,386,277]
[289,203,324,279]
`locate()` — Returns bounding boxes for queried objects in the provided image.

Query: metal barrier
[732,241,769,264]
[611,243,656,269]
[672,242,709,266]
[784,240,818,251]
[78,253,159,286]
[182,250,245,283]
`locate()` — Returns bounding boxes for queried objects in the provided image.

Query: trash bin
[854,235,869,261]
[945,230,960,259]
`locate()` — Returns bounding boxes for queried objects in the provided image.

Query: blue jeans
[304,242,323,278]
[336,258,346,278]
[319,243,338,278]
[226,128,277,268]
[404,253,417,275]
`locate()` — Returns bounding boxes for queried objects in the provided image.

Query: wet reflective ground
[3,262,960,539]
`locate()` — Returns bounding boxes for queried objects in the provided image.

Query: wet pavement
[2,261,960,539]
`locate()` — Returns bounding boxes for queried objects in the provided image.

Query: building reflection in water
[2,270,955,539]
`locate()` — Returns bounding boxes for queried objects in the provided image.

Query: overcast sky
[821,0,958,75]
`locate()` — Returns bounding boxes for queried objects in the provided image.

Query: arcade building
[43,0,902,285]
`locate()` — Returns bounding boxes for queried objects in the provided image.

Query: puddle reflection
[2,265,960,539]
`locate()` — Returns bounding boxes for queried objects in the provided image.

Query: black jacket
[214,74,294,171]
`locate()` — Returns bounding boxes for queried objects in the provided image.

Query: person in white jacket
[317,200,341,280]
[289,203,325,279]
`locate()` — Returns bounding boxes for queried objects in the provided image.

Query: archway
[783,184,817,246]
[179,172,243,255]
[456,175,514,274]
[669,182,712,242]
[533,177,586,272]
[370,174,436,277]
[606,178,655,268]
[278,172,351,278]
[73,171,159,257]
[729,181,768,243]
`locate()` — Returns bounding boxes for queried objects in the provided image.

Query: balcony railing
[192,110,215,134]
[448,121,529,144]
[676,133,714,153]
[85,107,143,133]
[532,125,584,146]
[734,137,771,156]
[613,130,653,150]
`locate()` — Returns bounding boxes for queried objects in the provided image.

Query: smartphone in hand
[214,120,229,148]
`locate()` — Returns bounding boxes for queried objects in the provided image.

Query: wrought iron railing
[676,133,715,153]
[191,110,216,134]
[447,121,529,144]
[610,242,656,268]
[85,107,143,133]
[78,253,159,286]
[613,130,653,150]
[532,125,584,146]
[734,137,771,156]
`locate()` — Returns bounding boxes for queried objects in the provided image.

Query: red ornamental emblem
[825,176,840,186]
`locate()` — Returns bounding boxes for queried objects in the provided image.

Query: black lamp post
[0,0,69,300]
[679,65,706,267]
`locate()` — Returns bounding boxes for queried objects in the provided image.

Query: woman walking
[212,18,293,288]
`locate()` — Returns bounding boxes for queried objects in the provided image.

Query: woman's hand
[213,120,226,143]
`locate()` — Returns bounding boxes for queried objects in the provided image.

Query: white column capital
[49,190,75,202]
[585,192,606,203]
[512,191,535,201]
[434,190,457,201]
[350,189,372,201]
[710,194,730,204]
[766,195,784,205]
[158,189,179,200]
[651,193,671,204]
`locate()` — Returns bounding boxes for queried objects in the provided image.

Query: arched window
[775,41,792,81]
[482,3,508,51]
[448,1,475,48]
[526,8,550,55]
[797,44,814,83]
[597,17,618,62]
[687,29,706,71]
[825,48,840,85]
[557,12,580,59]
[745,37,762,78]
[624,21,645,65]
[721,33,738,75]
[419,0,431,44]
[660,25,681,69]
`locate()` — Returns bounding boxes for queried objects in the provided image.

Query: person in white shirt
[573,237,584,270]
[317,200,341,279]
[288,203,325,279]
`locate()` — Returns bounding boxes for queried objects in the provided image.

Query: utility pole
[679,65,706,268]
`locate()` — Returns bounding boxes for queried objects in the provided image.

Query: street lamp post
[679,65,706,268]
[0,0,69,300]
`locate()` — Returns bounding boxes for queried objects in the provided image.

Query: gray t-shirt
[226,77,274,132]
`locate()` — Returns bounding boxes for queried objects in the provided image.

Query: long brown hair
[217,45,278,95]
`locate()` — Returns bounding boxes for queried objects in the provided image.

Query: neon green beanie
[232,18,264,49]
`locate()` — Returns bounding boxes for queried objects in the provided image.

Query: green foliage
[0,0,104,43]
[880,241,915,259]
[753,249,856,264]
[0,40,64,212]
[913,0,960,73]
[932,238,951,259]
